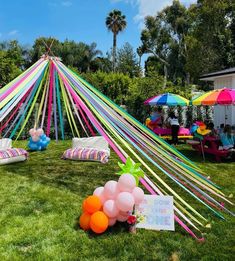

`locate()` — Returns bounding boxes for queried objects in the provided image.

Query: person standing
[168,112,180,145]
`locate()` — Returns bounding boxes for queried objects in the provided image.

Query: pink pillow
[62,147,109,163]
[0,148,28,159]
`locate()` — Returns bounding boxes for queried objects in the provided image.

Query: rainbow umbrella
[144,93,189,106]
[191,88,235,124]
[191,88,235,106]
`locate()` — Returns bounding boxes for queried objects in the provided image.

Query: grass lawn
[0,141,234,260]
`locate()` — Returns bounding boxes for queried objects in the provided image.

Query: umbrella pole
[200,139,205,162]
[224,106,228,125]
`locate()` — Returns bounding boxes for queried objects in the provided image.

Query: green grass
[0,141,234,260]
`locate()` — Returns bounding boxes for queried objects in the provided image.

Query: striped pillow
[0,148,28,159]
[62,147,109,164]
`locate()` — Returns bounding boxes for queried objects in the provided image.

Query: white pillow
[0,138,12,150]
[72,136,110,156]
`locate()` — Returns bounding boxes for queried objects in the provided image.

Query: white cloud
[8,30,18,36]
[110,0,197,28]
[61,1,72,7]
[134,0,173,27]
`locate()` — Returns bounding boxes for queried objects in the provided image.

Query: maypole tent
[0,56,233,240]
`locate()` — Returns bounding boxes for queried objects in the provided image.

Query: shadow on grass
[74,215,128,238]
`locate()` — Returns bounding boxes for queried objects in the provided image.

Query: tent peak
[40,54,62,61]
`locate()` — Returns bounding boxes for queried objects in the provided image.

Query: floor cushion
[0,148,28,165]
[72,136,110,156]
[62,147,109,163]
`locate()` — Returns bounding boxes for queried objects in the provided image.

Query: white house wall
[214,76,232,89]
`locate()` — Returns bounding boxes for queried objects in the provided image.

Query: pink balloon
[132,187,145,205]
[108,217,116,226]
[103,200,119,218]
[36,128,44,136]
[93,187,106,204]
[116,192,135,212]
[119,211,129,217]
[32,134,39,142]
[29,128,36,136]
[104,181,119,200]
[117,212,128,222]
[118,174,136,192]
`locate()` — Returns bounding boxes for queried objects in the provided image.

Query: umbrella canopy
[144,93,189,106]
[191,88,235,106]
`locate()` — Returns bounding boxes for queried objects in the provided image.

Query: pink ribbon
[46,61,54,136]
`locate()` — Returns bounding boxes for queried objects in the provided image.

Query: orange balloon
[82,200,86,212]
[84,195,102,214]
[79,212,91,231]
[90,211,108,234]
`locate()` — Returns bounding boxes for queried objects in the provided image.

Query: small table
[189,136,229,162]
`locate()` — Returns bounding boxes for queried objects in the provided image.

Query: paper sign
[135,195,175,231]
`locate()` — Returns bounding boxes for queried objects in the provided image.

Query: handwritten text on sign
[136,195,175,231]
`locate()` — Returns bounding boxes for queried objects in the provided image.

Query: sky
[0,0,196,56]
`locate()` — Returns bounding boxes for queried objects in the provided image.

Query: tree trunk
[113,32,117,72]
[138,55,142,77]
[186,72,190,85]
[138,55,142,68]
[147,49,169,88]
[163,64,168,89]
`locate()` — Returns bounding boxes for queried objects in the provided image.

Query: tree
[162,0,191,83]
[116,43,139,77]
[89,56,112,72]
[60,40,102,72]
[0,50,21,86]
[30,37,62,63]
[127,72,165,121]
[195,0,235,69]
[139,0,235,85]
[0,40,26,69]
[105,9,127,72]
[82,71,131,104]
[140,15,170,88]
[137,46,144,70]
[83,42,102,72]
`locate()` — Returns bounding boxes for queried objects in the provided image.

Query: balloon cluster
[190,121,211,140]
[79,173,145,234]
[28,128,50,151]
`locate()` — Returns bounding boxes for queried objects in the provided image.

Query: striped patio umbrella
[144,93,189,106]
[191,88,235,106]
[191,88,235,124]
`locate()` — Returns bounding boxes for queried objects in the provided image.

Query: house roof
[200,67,235,81]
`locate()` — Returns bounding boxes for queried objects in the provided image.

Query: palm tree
[105,9,127,72]
[84,42,102,72]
